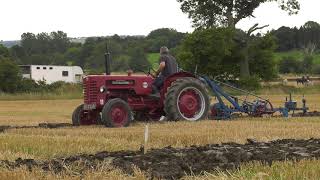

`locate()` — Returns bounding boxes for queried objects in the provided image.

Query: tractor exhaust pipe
[104,43,111,75]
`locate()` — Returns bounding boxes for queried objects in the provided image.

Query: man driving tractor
[152,46,178,93]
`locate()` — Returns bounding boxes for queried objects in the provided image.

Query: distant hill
[0,38,86,47]
[0,40,20,48]
[0,38,86,48]
[1,35,146,48]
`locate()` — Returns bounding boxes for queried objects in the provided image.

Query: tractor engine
[82,74,154,111]
[73,73,159,126]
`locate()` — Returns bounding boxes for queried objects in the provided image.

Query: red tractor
[72,48,210,127]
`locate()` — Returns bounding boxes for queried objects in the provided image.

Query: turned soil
[1,138,320,179]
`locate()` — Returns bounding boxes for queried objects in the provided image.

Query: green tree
[36,32,51,54]
[176,28,236,78]
[300,21,320,50]
[128,46,150,71]
[64,47,82,65]
[272,21,320,52]
[50,31,70,53]
[177,0,300,78]
[10,45,26,63]
[0,44,9,58]
[146,28,185,52]
[248,34,277,80]
[112,55,130,72]
[21,32,37,55]
[272,26,297,51]
[177,28,277,81]
[177,0,300,28]
[0,58,21,93]
[24,54,51,65]
[312,64,320,74]
[278,56,303,74]
[302,55,313,73]
[19,31,71,65]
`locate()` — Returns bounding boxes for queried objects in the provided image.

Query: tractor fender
[161,72,196,98]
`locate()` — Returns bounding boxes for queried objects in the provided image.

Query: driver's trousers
[152,75,165,93]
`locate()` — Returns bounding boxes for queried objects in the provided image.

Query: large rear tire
[164,78,209,121]
[101,98,132,128]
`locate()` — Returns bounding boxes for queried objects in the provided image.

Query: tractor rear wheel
[101,98,132,128]
[164,78,210,121]
[72,104,101,126]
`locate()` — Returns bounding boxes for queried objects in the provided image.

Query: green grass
[147,53,160,70]
[274,50,320,64]
[274,50,304,62]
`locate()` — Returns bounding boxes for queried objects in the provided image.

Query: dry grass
[0,166,147,180]
[1,95,320,179]
[0,99,81,126]
[184,160,320,180]
[2,118,320,161]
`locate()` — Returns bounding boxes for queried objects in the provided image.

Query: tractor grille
[84,80,98,104]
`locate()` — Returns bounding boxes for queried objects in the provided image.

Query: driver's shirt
[159,53,178,78]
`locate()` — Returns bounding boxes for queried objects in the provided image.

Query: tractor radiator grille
[84,80,98,104]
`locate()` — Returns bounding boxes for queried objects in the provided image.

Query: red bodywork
[83,72,195,120]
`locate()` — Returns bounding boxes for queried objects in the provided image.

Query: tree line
[272,21,320,74]
[272,21,320,52]
[6,29,185,73]
[176,0,300,79]
[0,28,186,93]
[1,21,319,92]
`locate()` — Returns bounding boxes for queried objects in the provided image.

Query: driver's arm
[155,62,165,76]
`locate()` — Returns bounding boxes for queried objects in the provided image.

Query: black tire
[72,104,84,126]
[164,77,210,121]
[101,98,132,128]
[72,104,101,126]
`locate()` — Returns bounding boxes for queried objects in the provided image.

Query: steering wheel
[132,67,156,78]
[148,67,157,78]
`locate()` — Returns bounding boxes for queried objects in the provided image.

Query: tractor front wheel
[165,78,210,121]
[101,98,132,128]
[72,104,101,126]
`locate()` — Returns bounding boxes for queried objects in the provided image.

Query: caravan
[19,65,84,84]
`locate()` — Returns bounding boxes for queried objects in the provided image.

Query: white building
[19,65,84,84]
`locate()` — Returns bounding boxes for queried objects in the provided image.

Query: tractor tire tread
[101,98,132,128]
[164,77,209,121]
[72,104,84,126]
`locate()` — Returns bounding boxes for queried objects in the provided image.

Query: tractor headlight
[142,82,148,89]
[100,86,106,93]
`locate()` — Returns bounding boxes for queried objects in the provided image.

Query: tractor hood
[83,74,154,96]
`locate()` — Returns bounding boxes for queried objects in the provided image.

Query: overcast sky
[0,0,318,41]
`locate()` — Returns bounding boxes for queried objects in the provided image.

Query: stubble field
[1,95,320,179]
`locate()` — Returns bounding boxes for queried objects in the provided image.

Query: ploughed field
[1,95,320,179]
